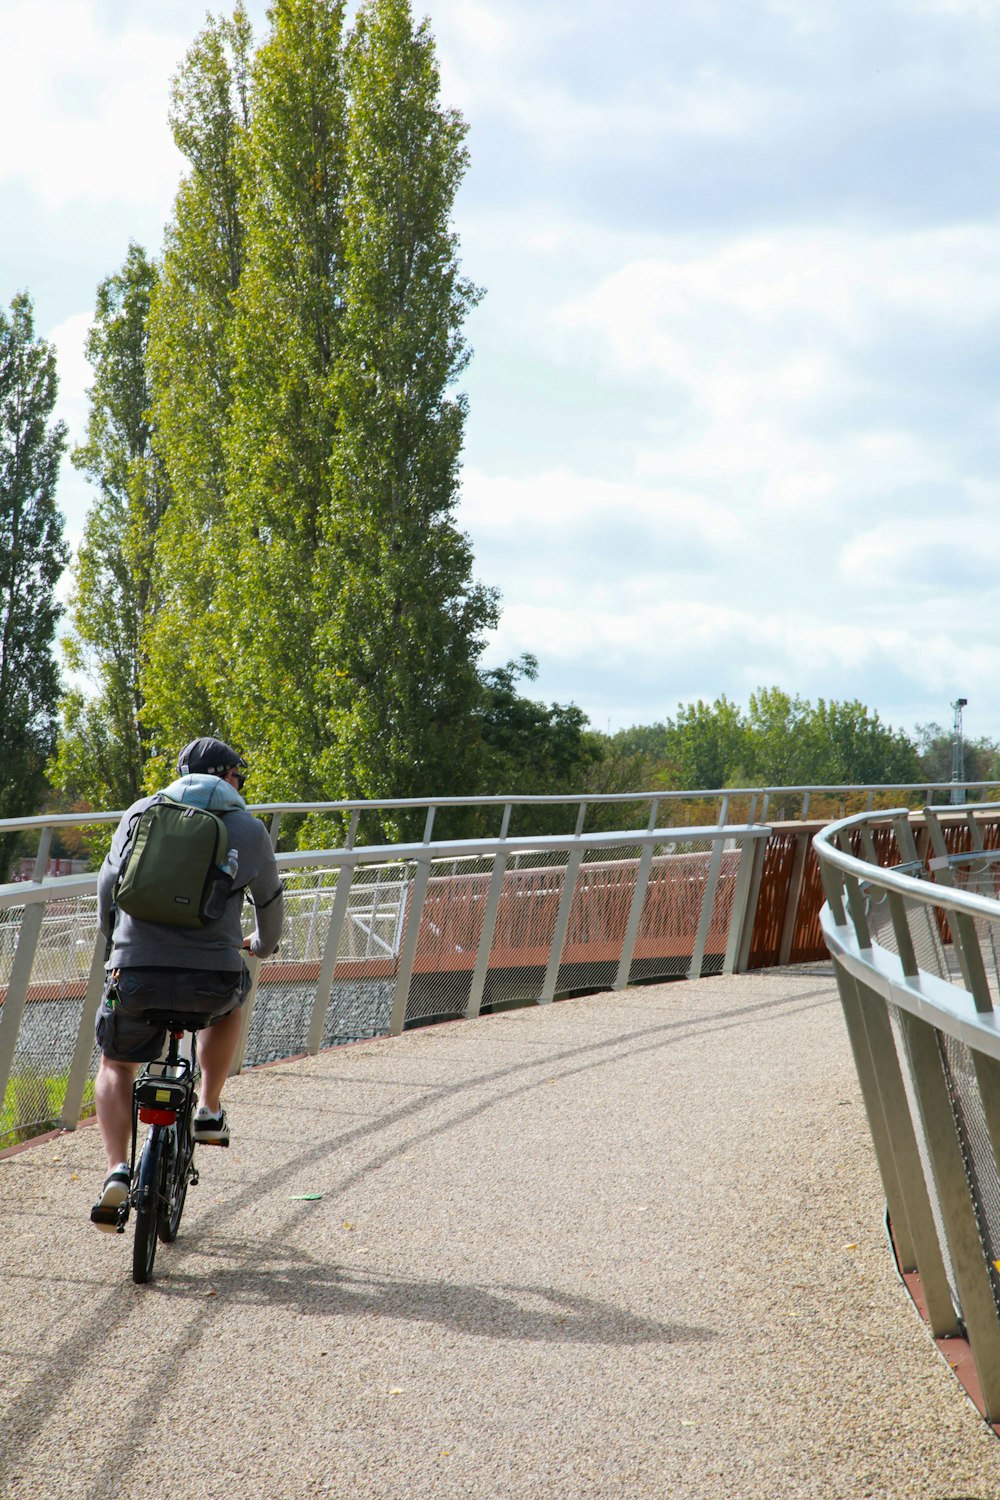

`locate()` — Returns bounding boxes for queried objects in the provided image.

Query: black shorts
[96,966,251,1064]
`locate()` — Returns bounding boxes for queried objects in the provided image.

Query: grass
[0,1071,96,1149]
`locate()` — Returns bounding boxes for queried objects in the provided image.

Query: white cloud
[49,311,92,439]
[459,467,734,548]
[0,2,223,209]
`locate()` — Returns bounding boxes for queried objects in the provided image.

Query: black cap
[177,737,247,777]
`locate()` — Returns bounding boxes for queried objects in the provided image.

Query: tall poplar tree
[224,0,348,799]
[0,293,68,872]
[52,243,166,807]
[142,5,253,770]
[318,0,497,813]
[135,0,495,817]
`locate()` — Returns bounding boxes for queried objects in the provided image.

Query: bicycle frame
[111,1028,199,1239]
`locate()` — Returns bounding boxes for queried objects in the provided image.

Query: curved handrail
[814,800,1000,1425]
[814,808,1000,927]
[8,779,1000,843]
[0,822,761,913]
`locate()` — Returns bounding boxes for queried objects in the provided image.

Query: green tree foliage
[317,0,497,822]
[51,243,166,809]
[142,5,254,771]
[224,0,349,799]
[808,697,921,785]
[659,695,751,788]
[610,688,921,802]
[0,292,68,874]
[476,654,601,798]
[135,0,495,828]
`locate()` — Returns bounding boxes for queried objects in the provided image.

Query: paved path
[3,965,1000,1499]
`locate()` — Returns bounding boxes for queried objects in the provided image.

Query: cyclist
[90,737,284,1230]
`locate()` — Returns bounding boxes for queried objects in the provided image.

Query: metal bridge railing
[0,820,772,1151]
[8,779,1000,870]
[815,803,1000,1425]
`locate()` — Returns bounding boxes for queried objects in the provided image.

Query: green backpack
[115,794,238,929]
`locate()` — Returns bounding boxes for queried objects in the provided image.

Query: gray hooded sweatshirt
[97,774,284,971]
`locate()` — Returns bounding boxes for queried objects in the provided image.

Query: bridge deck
[2,967,999,1499]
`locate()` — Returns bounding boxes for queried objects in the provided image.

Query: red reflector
[138,1107,176,1126]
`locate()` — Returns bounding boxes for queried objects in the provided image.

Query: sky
[4,0,1000,743]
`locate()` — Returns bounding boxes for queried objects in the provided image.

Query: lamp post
[951,697,968,804]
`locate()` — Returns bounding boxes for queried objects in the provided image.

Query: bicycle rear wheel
[132,1128,167,1284]
[157,1129,190,1243]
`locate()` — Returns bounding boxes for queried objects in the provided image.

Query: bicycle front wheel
[132,1127,167,1284]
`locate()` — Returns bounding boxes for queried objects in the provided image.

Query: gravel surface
[3,964,1000,1499]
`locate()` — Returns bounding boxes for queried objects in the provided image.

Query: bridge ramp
[2,968,999,1498]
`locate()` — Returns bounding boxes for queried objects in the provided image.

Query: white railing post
[306,865,357,1055]
[466,854,509,1019]
[0,829,52,1111]
[59,931,109,1129]
[725,833,764,975]
[688,830,727,980]
[614,842,656,991]
[540,846,584,1004]
[389,859,432,1036]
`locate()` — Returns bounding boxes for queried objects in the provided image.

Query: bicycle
[109,1014,214,1283]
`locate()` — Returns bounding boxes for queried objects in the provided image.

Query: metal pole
[777,829,810,967]
[688,833,726,980]
[305,865,357,1055]
[840,975,957,1333]
[466,853,509,1019]
[899,1008,1000,1418]
[60,931,108,1129]
[614,842,656,990]
[389,859,432,1036]
[231,953,261,1075]
[725,834,762,975]
[541,846,584,1004]
[736,837,769,973]
[0,830,52,1113]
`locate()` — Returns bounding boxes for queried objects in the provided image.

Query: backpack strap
[247,882,284,911]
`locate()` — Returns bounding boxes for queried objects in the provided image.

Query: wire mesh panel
[479,852,569,1013]
[404,855,495,1024]
[0,894,102,1147]
[0,999,98,1147]
[30,896,100,991]
[247,863,405,1058]
[940,1029,1000,1306]
[888,1004,960,1310]
[947,859,1000,1002]
[553,846,641,995]
[628,842,739,982]
[0,905,24,984]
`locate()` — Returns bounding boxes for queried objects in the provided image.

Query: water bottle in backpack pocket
[202,848,240,923]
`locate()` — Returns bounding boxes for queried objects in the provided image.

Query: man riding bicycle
[91,737,284,1229]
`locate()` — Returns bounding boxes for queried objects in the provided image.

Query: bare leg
[196,1006,244,1114]
[95,1057,138,1170]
